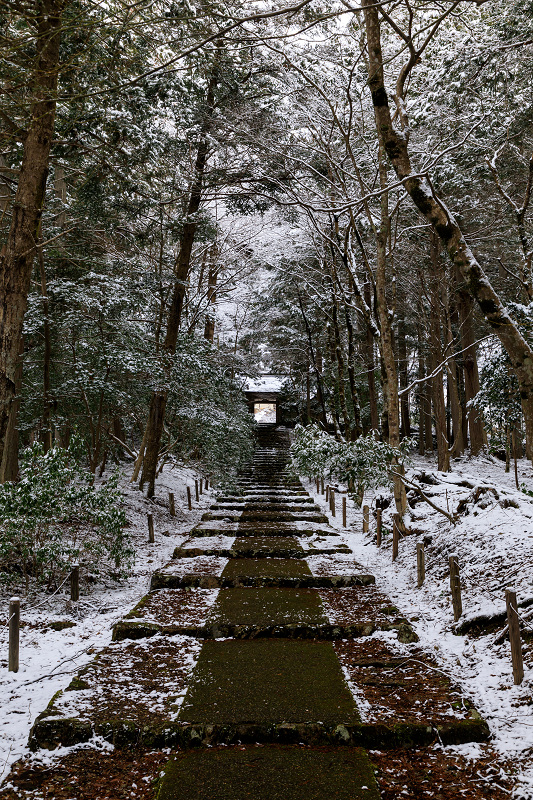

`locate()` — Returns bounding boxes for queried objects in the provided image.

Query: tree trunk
[0,336,23,483]
[203,258,218,343]
[140,66,218,497]
[364,283,380,433]
[362,0,533,462]
[429,231,449,471]
[38,245,52,452]
[455,276,484,455]
[398,316,410,438]
[0,0,64,475]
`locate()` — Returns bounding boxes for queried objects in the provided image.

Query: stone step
[156,745,380,800]
[150,573,376,590]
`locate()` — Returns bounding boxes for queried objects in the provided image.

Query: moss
[178,639,360,725]
[66,677,90,691]
[156,745,380,800]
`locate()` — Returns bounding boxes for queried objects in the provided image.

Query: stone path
[23,425,491,799]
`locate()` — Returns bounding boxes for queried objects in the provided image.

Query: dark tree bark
[141,66,218,497]
[0,0,65,476]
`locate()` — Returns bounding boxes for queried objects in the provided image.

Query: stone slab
[157,745,380,800]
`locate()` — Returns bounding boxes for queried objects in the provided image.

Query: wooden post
[205,478,209,490]
[449,555,462,621]
[316,477,319,493]
[342,496,347,528]
[199,478,203,495]
[506,588,524,685]
[195,479,199,502]
[416,543,425,588]
[376,508,382,547]
[392,514,399,561]
[70,564,80,601]
[187,486,192,510]
[148,513,155,543]
[330,488,336,517]
[169,492,176,517]
[363,505,369,533]
[325,485,329,503]
[320,477,324,494]
[8,597,19,673]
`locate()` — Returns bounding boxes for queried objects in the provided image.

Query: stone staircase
[26,425,490,799]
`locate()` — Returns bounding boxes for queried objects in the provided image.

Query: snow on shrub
[0,438,131,592]
[289,424,412,505]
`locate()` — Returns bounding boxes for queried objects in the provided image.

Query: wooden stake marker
[342,496,347,528]
[505,588,524,685]
[392,514,399,561]
[376,508,382,547]
[330,488,336,517]
[316,477,320,493]
[449,554,462,621]
[187,486,192,510]
[320,477,324,495]
[8,597,19,673]
[363,505,369,534]
[325,485,329,503]
[70,564,80,601]
[169,492,176,517]
[416,543,425,588]
[148,513,155,543]
[195,479,199,502]
[199,478,203,496]
[205,478,209,491]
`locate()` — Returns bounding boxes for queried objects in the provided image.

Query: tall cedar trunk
[297,293,328,428]
[429,232,449,471]
[416,324,426,454]
[398,316,410,437]
[38,246,52,451]
[0,336,23,482]
[344,302,363,438]
[140,67,218,496]
[364,283,380,433]
[362,0,533,462]
[327,323,342,437]
[0,0,64,475]
[455,274,485,455]
[443,274,463,456]
[375,143,406,514]
[203,259,217,342]
[331,286,351,440]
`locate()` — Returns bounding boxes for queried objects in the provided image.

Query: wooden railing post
[506,588,524,685]
[416,543,425,588]
[392,514,399,561]
[449,555,462,621]
[376,508,382,547]
[8,598,20,673]
[362,505,369,533]
[169,492,176,516]
[70,564,80,601]
[148,513,155,543]
[187,487,192,510]
[342,496,347,528]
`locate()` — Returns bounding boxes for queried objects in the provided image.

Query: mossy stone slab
[178,639,360,724]
[232,536,304,556]
[157,745,379,800]
[209,587,327,627]
[222,558,311,579]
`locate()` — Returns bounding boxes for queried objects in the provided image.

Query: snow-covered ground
[304,453,533,798]
[0,462,213,783]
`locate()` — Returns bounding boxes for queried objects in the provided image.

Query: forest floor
[305,450,533,799]
[0,445,532,797]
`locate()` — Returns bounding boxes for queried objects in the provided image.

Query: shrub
[0,438,131,592]
[289,424,412,505]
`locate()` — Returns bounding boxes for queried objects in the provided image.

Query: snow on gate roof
[243,375,285,394]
